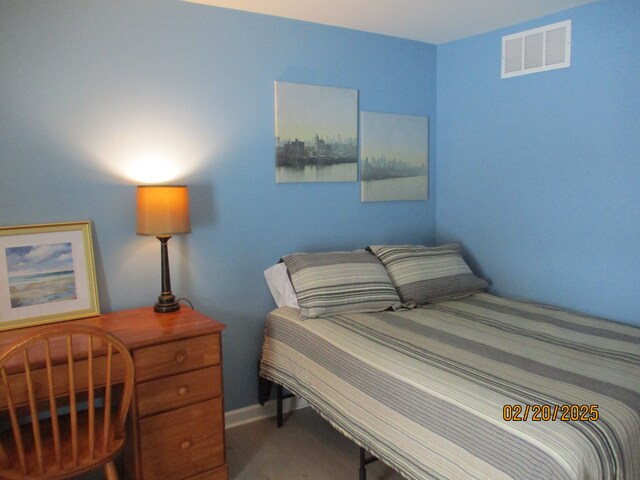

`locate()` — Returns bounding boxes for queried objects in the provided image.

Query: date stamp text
[503,404,599,422]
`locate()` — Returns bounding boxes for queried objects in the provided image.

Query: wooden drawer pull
[180,440,191,450]
[175,351,188,363]
[178,386,189,396]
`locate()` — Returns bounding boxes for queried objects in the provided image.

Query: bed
[259,245,640,480]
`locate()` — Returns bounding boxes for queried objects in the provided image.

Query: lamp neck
[154,235,179,313]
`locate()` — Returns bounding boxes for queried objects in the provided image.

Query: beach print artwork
[275,81,358,183]
[361,112,429,202]
[6,243,77,308]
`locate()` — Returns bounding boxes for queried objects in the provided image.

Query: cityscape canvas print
[0,221,99,330]
[275,81,358,183]
[360,112,429,202]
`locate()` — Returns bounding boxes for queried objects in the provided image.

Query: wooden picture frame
[0,221,100,331]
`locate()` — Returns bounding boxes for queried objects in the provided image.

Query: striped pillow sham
[367,244,488,307]
[282,251,402,319]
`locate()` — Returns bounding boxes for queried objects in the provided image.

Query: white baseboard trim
[225,397,309,429]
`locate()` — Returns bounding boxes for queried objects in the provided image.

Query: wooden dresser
[0,306,228,480]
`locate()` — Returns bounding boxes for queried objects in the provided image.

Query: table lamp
[136,185,191,313]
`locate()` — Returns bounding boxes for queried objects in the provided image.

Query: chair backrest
[0,324,134,479]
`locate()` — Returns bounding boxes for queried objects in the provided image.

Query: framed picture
[360,111,429,202]
[275,81,358,183]
[0,221,100,331]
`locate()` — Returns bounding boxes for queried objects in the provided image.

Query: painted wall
[437,0,639,325]
[0,0,437,410]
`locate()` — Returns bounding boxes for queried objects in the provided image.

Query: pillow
[367,244,488,306]
[264,262,300,309]
[282,250,401,319]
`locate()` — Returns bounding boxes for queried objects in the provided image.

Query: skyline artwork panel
[360,112,429,202]
[275,81,358,183]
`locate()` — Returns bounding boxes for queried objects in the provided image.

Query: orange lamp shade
[137,185,191,236]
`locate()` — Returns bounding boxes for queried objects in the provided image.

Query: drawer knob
[178,386,189,396]
[181,440,191,450]
[175,350,188,363]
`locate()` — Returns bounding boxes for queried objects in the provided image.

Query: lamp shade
[137,185,191,236]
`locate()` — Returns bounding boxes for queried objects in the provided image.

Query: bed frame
[258,373,379,480]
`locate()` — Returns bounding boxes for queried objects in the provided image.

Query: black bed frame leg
[359,446,378,480]
[359,447,367,480]
[277,384,284,427]
[275,383,296,427]
[257,360,273,406]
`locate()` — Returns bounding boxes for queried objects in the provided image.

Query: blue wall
[0,0,437,410]
[437,0,639,325]
[2,0,637,413]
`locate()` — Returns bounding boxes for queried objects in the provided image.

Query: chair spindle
[102,344,113,452]
[1,367,27,474]
[66,335,78,465]
[44,339,63,469]
[24,349,45,474]
[88,335,95,460]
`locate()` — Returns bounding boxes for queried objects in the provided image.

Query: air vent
[502,20,571,78]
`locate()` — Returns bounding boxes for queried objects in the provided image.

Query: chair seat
[0,408,124,480]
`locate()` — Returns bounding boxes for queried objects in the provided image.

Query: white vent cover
[502,20,571,78]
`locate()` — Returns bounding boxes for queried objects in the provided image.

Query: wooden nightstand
[122,307,227,480]
[0,306,228,480]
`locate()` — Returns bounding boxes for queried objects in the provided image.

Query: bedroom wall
[0,0,437,410]
[436,0,639,325]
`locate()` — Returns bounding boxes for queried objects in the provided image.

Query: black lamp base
[154,292,180,313]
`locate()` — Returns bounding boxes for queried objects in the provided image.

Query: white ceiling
[182,0,601,44]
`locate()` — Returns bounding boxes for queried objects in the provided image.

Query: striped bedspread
[259,293,640,480]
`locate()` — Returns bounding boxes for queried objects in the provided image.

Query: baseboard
[225,396,309,429]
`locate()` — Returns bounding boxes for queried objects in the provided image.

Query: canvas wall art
[0,221,99,330]
[360,112,429,202]
[275,81,358,183]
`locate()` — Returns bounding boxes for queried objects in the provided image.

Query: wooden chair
[0,324,134,479]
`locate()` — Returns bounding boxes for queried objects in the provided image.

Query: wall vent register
[502,20,571,78]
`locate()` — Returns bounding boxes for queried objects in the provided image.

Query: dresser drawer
[139,398,224,480]
[136,365,222,417]
[134,334,220,382]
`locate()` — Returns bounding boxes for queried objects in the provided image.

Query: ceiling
[182,0,601,44]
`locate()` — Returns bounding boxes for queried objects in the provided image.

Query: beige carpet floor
[78,406,402,479]
[226,407,403,480]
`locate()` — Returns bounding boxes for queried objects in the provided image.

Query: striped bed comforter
[259,293,640,480]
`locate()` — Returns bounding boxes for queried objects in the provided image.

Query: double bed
[259,245,640,480]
